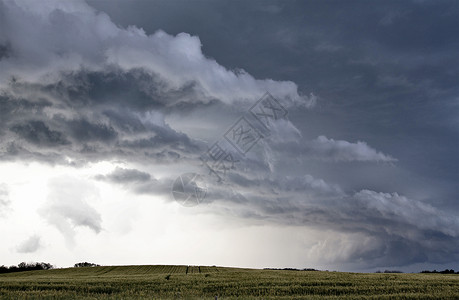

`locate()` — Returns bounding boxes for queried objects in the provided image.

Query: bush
[74,262,100,268]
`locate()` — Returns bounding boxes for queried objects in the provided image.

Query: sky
[0,0,458,273]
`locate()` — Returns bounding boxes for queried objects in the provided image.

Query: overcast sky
[0,0,458,272]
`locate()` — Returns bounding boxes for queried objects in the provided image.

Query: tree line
[0,262,53,274]
[1,263,458,274]
[0,262,100,274]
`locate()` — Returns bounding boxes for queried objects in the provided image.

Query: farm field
[0,265,458,299]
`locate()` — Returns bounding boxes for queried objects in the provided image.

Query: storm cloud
[1,0,457,271]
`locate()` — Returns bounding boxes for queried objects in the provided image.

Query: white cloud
[305,135,397,162]
[0,0,308,106]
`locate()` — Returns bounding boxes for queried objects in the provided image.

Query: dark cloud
[96,167,174,199]
[0,0,309,168]
[88,0,458,207]
[0,43,10,60]
[204,173,459,268]
[0,95,52,130]
[65,118,117,143]
[0,0,306,103]
[96,167,151,183]
[0,76,206,165]
[10,120,70,146]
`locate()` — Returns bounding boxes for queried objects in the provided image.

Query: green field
[0,265,458,299]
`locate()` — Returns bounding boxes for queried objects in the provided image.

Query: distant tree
[38,262,53,270]
[8,265,18,272]
[17,262,27,269]
[74,262,100,268]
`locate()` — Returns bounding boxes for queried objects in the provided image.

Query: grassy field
[0,265,458,299]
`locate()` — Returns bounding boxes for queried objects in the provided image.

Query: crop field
[0,265,458,299]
